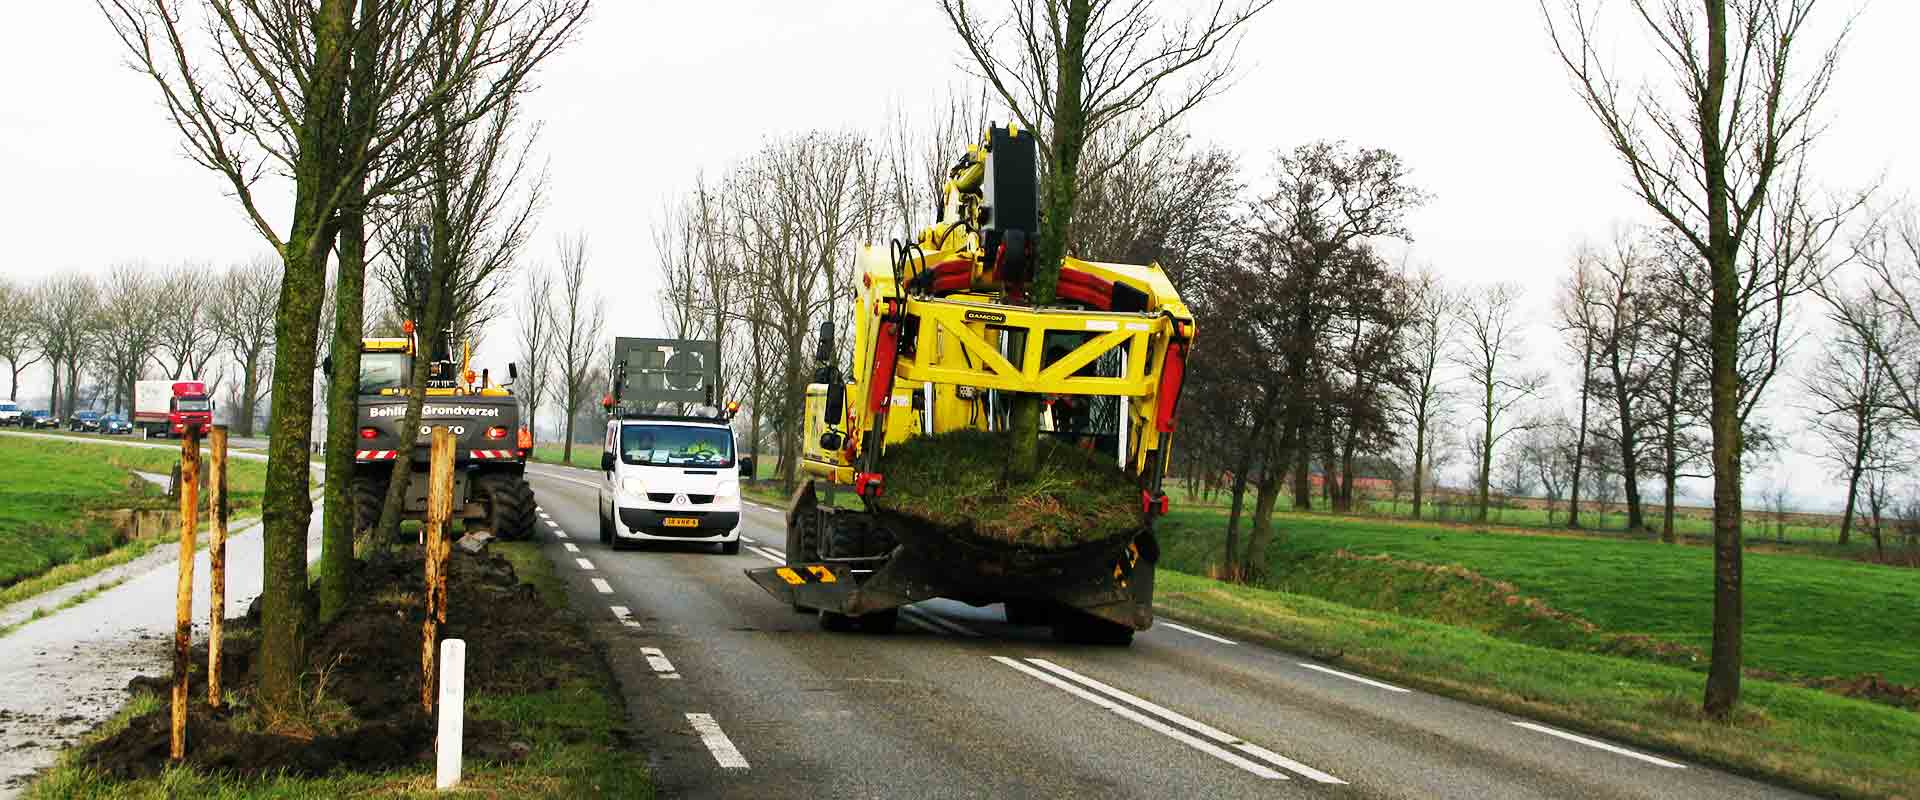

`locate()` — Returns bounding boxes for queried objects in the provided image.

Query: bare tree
[91,263,168,414]
[0,279,43,402]
[1556,244,1603,528]
[1452,282,1547,523]
[1804,287,1911,545]
[940,0,1272,480]
[1543,0,1854,716]
[550,233,605,465]
[515,265,556,445]
[210,257,280,437]
[1521,418,1578,525]
[151,265,221,380]
[32,274,101,418]
[1399,266,1456,519]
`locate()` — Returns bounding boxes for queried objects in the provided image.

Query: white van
[596,415,748,553]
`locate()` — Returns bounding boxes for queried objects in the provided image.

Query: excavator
[343,321,538,540]
[745,124,1195,644]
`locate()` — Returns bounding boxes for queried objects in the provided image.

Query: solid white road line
[1025,658,1345,784]
[1297,663,1410,693]
[1511,722,1686,769]
[1161,621,1237,645]
[609,606,640,627]
[563,542,580,553]
[686,713,750,769]
[575,558,595,570]
[745,545,784,564]
[641,646,681,679]
[742,536,756,544]
[903,606,981,638]
[992,657,1286,780]
[590,578,613,594]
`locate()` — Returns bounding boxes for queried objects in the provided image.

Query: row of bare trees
[0,262,282,434]
[101,0,587,708]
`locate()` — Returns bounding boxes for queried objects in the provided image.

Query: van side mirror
[738,456,755,479]
[600,452,615,472]
[823,383,845,427]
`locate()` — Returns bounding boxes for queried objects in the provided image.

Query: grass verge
[26,540,651,799]
[1158,510,1920,687]
[1153,569,1920,800]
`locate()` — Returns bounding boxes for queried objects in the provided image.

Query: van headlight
[621,477,646,496]
[717,480,739,499]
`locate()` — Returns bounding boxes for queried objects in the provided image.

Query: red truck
[134,380,215,438]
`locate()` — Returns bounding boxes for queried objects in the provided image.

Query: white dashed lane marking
[563,542,580,553]
[610,606,639,627]
[641,646,681,679]
[686,713,749,769]
[575,558,595,570]
[590,578,613,594]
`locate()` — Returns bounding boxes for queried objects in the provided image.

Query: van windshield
[620,424,733,468]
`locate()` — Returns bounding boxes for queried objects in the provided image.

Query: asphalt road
[521,465,1808,800]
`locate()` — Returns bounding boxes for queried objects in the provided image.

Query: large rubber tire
[599,500,615,546]
[720,539,740,555]
[476,474,538,541]
[351,477,387,537]
[819,609,857,632]
[787,496,821,613]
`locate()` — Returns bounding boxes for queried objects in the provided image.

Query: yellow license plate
[664,517,699,528]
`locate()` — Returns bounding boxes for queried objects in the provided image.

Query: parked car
[0,401,21,427]
[29,410,58,429]
[68,410,102,432]
[101,414,134,435]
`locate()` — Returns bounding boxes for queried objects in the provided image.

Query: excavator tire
[352,477,387,538]
[476,474,537,540]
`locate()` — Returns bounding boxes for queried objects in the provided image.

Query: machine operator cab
[597,411,748,554]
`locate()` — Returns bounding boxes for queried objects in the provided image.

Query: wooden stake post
[421,427,455,713]
[207,427,228,709]
[170,428,200,761]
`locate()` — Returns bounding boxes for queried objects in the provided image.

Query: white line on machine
[1022,657,1345,784]
[992,656,1287,780]
[641,646,680,679]
[1511,722,1686,768]
[1297,663,1409,693]
[1160,621,1237,645]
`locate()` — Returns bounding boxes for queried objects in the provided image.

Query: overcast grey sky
[3,1,1913,508]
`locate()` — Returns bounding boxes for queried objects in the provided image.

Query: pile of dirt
[80,545,595,781]
[876,429,1143,549]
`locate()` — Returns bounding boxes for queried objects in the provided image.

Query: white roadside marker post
[436,638,466,789]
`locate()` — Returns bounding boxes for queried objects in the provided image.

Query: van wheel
[599,502,614,546]
[720,539,740,555]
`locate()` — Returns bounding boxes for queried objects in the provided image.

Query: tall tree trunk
[1222,416,1267,578]
[1660,336,1681,543]
[1700,0,1744,719]
[1477,380,1495,523]
[1569,334,1593,528]
[1411,411,1428,520]
[317,0,378,624]
[1242,467,1283,582]
[256,0,353,711]
[1008,0,1090,483]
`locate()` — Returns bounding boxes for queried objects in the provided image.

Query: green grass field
[0,436,269,595]
[1157,507,1920,686]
